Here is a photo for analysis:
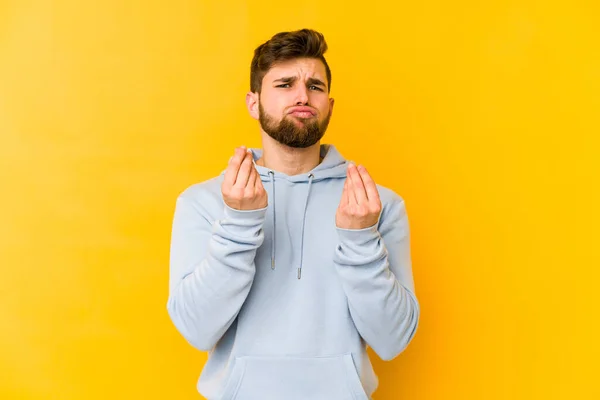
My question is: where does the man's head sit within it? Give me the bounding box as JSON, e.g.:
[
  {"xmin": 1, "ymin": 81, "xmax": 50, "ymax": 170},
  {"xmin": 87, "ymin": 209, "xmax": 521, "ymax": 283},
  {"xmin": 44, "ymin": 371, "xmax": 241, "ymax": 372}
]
[{"xmin": 246, "ymin": 29, "xmax": 334, "ymax": 149}]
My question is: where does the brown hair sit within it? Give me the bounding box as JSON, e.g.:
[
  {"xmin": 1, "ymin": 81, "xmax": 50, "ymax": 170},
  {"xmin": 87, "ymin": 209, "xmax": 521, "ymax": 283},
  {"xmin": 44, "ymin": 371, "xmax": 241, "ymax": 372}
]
[{"xmin": 250, "ymin": 29, "xmax": 332, "ymax": 94}]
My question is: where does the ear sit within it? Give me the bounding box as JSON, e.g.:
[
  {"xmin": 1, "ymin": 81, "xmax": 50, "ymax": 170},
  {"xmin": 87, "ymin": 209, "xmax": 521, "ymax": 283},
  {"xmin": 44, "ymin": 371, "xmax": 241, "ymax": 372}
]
[
  {"xmin": 328, "ymin": 97, "xmax": 335, "ymax": 117},
  {"xmin": 246, "ymin": 92, "xmax": 259, "ymax": 120}
]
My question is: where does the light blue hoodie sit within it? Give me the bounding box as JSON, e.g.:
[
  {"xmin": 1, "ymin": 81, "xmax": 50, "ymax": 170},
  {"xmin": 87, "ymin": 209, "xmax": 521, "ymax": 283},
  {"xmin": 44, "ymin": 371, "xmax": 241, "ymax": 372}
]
[{"xmin": 167, "ymin": 143, "xmax": 419, "ymax": 400}]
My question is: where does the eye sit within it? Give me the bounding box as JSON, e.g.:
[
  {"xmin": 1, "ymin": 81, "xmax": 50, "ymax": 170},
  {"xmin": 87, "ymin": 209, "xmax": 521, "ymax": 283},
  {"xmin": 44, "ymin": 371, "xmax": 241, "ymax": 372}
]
[
  {"xmin": 309, "ymin": 85, "xmax": 324, "ymax": 91},
  {"xmin": 276, "ymin": 83, "xmax": 291, "ymax": 88}
]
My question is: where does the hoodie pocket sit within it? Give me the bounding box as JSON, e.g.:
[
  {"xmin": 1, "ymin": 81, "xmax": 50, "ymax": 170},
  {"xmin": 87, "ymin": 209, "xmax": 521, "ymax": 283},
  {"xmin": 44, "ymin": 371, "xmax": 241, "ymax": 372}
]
[{"xmin": 219, "ymin": 353, "xmax": 369, "ymax": 400}]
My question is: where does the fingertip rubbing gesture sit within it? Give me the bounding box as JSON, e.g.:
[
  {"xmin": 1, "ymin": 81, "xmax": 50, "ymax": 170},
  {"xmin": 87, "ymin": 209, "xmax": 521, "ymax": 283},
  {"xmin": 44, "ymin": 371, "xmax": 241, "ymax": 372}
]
[
  {"xmin": 222, "ymin": 146, "xmax": 268, "ymax": 211},
  {"xmin": 336, "ymin": 162, "xmax": 382, "ymax": 230}
]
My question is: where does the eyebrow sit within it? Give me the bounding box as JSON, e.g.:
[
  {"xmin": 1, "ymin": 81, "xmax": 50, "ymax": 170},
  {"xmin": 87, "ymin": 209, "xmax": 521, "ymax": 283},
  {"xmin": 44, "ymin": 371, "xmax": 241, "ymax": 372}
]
[
  {"xmin": 273, "ymin": 76, "xmax": 327, "ymax": 88},
  {"xmin": 307, "ymin": 77, "xmax": 326, "ymax": 88}
]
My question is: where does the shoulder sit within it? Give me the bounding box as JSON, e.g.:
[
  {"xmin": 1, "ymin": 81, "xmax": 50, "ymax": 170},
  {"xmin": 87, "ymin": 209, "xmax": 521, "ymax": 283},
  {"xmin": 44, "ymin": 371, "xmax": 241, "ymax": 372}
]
[
  {"xmin": 174, "ymin": 174, "xmax": 226, "ymax": 216},
  {"xmin": 179, "ymin": 174, "xmax": 224, "ymax": 199},
  {"xmin": 376, "ymin": 183, "xmax": 406, "ymax": 209},
  {"xmin": 375, "ymin": 184, "xmax": 409, "ymax": 233}
]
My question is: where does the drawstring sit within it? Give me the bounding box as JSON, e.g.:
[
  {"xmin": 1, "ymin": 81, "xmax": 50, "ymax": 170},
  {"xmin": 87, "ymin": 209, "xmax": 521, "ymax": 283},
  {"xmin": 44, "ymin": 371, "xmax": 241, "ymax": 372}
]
[
  {"xmin": 269, "ymin": 170, "xmax": 275, "ymax": 270},
  {"xmin": 298, "ymin": 173, "xmax": 314, "ymax": 279},
  {"xmin": 267, "ymin": 171, "xmax": 314, "ymax": 280}
]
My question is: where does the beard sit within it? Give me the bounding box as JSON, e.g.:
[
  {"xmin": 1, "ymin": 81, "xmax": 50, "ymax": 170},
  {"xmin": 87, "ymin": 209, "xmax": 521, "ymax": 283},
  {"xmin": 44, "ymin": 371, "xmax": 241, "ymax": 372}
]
[{"xmin": 258, "ymin": 101, "xmax": 331, "ymax": 149}]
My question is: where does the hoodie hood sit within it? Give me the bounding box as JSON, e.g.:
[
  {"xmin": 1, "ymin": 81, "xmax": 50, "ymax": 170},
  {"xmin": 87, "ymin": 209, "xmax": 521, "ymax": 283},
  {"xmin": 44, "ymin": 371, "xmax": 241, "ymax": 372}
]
[{"xmin": 221, "ymin": 144, "xmax": 349, "ymax": 279}]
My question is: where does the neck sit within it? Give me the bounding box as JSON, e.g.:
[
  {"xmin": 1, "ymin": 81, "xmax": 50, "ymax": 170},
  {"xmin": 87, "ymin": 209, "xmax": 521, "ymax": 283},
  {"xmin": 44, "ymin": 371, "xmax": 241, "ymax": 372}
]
[{"xmin": 255, "ymin": 132, "xmax": 323, "ymax": 175}]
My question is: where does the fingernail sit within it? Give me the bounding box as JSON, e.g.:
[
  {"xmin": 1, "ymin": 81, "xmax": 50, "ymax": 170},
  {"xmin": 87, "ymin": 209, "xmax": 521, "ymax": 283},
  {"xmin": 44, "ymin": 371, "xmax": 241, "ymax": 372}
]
[{"xmin": 241, "ymin": 145, "xmax": 246, "ymax": 150}]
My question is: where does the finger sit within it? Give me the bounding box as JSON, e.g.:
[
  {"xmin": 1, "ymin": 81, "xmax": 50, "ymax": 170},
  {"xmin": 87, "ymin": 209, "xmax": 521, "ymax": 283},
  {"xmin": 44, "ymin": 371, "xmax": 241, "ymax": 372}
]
[
  {"xmin": 223, "ymin": 147, "xmax": 247, "ymax": 187},
  {"xmin": 346, "ymin": 167, "xmax": 361, "ymax": 205},
  {"xmin": 234, "ymin": 151, "xmax": 253, "ymax": 188},
  {"xmin": 348, "ymin": 163, "xmax": 367, "ymax": 205},
  {"xmin": 358, "ymin": 165, "xmax": 380, "ymax": 203},
  {"xmin": 252, "ymin": 164, "xmax": 262, "ymax": 190},
  {"xmin": 342, "ymin": 177, "xmax": 350, "ymax": 205},
  {"xmin": 346, "ymin": 166, "xmax": 357, "ymax": 205}
]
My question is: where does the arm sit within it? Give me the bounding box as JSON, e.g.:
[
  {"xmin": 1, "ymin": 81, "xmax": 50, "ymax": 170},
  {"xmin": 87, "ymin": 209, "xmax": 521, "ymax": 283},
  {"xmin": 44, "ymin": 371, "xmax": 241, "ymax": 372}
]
[
  {"xmin": 334, "ymin": 195, "xmax": 419, "ymax": 360},
  {"xmin": 166, "ymin": 192, "xmax": 267, "ymax": 351}
]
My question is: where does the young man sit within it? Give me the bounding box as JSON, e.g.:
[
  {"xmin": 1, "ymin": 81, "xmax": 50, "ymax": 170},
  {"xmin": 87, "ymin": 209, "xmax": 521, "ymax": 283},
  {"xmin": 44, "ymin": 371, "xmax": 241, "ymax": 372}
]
[{"xmin": 167, "ymin": 29, "xmax": 419, "ymax": 400}]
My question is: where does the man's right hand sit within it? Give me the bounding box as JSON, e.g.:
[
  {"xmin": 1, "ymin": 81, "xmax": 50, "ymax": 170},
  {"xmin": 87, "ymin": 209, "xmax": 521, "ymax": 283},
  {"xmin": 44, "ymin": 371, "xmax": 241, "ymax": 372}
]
[{"xmin": 222, "ymin": 146, "xmax": 268, "ymax": 211}]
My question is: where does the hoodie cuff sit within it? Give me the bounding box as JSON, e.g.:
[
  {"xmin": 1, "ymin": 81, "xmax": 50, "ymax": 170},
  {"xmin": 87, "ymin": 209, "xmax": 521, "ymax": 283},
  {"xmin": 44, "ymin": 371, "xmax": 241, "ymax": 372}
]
[
  {"xmin": 223, "ymin": 203, "xmax": 268, "ymax": 222},
  {"xmin": 335, "ymin": 223, "xmax": 380, "ymax": 246}
]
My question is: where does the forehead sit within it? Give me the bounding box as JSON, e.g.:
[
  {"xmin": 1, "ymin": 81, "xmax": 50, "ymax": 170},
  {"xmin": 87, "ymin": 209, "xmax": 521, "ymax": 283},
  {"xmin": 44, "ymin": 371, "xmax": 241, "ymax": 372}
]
[{"xmin": 264, "ymin": 58, "xmax": 327, "ymax": 81}]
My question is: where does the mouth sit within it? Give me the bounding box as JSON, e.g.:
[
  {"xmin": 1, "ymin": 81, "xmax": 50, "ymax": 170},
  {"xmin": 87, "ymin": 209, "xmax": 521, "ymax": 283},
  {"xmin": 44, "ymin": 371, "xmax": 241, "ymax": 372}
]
[{"xmin": 287, "ymin": 106, "xmax": 317, "ymax": 118}]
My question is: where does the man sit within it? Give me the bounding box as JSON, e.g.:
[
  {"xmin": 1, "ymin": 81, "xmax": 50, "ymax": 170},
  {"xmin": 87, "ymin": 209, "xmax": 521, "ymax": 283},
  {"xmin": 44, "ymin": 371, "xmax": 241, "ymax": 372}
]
[{"xmin": 167, "ymin": 28, "xmax": 419, "ymax": 399}]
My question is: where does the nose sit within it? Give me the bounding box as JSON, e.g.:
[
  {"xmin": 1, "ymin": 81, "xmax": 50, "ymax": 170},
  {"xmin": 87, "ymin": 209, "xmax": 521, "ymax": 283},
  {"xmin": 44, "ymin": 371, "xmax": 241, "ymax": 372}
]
[{"xmin": 294, "ymin": 85, "xmax": 309, "ymax": 105}]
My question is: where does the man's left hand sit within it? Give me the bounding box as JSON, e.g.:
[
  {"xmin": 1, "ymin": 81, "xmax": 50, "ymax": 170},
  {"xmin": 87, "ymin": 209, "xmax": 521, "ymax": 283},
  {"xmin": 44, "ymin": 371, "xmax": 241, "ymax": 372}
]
[{"xmin": 335, "ymin": 163, "xmax": 382, "ymax": 230}]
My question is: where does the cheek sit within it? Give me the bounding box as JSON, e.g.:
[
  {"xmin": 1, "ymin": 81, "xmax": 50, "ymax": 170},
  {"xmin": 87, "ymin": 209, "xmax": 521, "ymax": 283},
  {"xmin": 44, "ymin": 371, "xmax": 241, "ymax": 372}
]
[
  {"xmin": 262, "ymin": 94, "xmax": 290, "ymax": 115},
  {"xmin": 313, "ymin": 96, "xmax": 331, "ymax": 115}
]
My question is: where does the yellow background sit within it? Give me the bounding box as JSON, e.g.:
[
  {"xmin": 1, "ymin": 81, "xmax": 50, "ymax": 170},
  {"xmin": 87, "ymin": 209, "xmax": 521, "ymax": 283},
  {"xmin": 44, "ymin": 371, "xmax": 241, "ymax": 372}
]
[{"xmin": 1, "ymin": 1, "xmax": 598, "ymax": 399}]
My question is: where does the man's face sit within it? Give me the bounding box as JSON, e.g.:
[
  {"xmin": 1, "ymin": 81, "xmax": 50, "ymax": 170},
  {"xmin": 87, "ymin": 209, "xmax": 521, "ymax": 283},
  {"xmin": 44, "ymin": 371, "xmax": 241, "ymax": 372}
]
[{"xmin": 250, "ymin": 57, "xmax": 334, "ymax": 149}]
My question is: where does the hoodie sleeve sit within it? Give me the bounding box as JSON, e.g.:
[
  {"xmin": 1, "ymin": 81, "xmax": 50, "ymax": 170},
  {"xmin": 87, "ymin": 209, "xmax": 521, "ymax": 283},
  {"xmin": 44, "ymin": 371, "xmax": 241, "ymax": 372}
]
[
  {"xmin": 166, "ymin": 191, "xmax": 267, "ymax": 351},
  {"xmin": 333, "ymin": 191, "xmax": 420, "ymax": 361}
]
